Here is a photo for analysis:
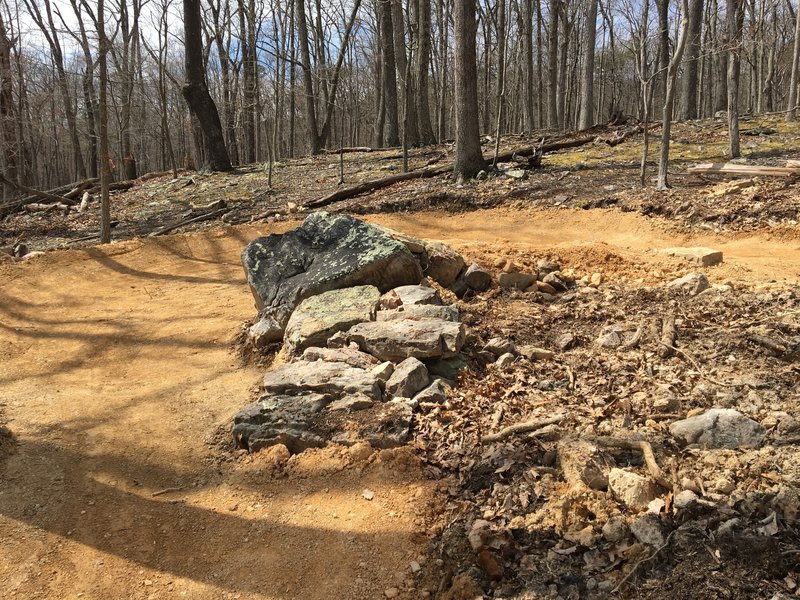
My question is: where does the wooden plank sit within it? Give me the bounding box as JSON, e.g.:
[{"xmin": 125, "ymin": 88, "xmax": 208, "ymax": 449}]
[{"xmin": 688, "ymin": 162, "xmax": 800, "ymax": 176}]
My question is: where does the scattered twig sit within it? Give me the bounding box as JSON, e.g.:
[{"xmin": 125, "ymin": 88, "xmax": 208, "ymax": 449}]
[
  {"xmin": 595, "ymin": 436, "xmax": 673, "ymax": 489},
  {"xmin": 152, "ymin": 486, "xmax": 184, "ymax": 497},
  {"xmin": 659, "ymin": 314, "xmax": 677, "ymax": 358},
  {"xmin": 148, "ymin": 207, "xmax": 229, "ymax": 237},
  {"xmin": 611, "ymin": 529, "xmax": 678, "ymax": 594},
  {"xmin": 481, "ymin": 414, "xmax": 566, "ymax": 444},
  {"xmin": 658, "ymin": 342, "xmax": 743, "ymax": 388}
]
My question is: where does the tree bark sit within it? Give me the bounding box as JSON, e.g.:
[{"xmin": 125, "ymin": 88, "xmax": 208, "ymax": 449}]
[
  {"xmin": 680, "ymin": 0, "xmax": 704, "ymax": 119},
  {"xmin": 787, "ymin": 0, "xmax": 800, "ymax": 121},
  {"xmin": 727, "ymin": 0, "xmax": 743, "ymax": 157},
  {"xmin": 379, "ymin": 0, "xmax": 401, "ymax": 146},
  {"xmin": 415, "ymin": 0, "xmax": 436, "ymax": 143},
  {"xmin": 657, "ymin": 0, "xmax": 690, "ymax": 189},
  {"xmin": 547, "ymin": 0, "xmax": 560, "ymax": 128},
  {"xmin": 453, "ymin": 0, "xmax": 486, "ymax": 179},
  {"xmin": 182, "ymin": 0, "xmax": 232, "ymax": 171},
  {"xmin": 578, "ymin": 0, "xmax": 598, "ymax": 130}
]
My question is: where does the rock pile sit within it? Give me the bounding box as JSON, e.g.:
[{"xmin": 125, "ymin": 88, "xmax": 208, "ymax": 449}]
[{"xmin": 234, "ymin": 213, "xmax": 475, "ymax": 454}]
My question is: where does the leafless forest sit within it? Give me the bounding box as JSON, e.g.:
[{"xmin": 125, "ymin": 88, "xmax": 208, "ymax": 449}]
[{"xmin": 1, "ymin": 0, "xmax": 800, "ymax": 194}]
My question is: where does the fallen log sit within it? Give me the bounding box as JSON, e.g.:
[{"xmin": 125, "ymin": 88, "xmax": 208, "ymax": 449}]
[
  {"xmin": 148, "ymin": 206, "xmax": 229, "ymax": 237},
  {"xmin": 688, "ymin": 162, "xmax": 800, "ymax": 177},
  {"xmin": 305, "ymin": 165, "xmax": 453, "ymax": 208},
  {"xmin": 0, "ymin": 172, "xmax": 74, "ymax": 207},
  {"xmin": 322, "ymin": 146, "xmax": 378, "ymax": 154}
]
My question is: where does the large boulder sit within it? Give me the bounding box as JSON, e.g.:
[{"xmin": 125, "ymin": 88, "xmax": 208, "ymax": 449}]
[
  {"xmin": 241, "ymin": 212, "xmax": 422, "ymax": 335},
  {"xmin": 347, "ymin": 319, "xmax": 466, "ymax": 362},
  {"xmin": 283, "ymin": 285, "xmax": 380, "ymax": 355},
  {"xmin": 262, "ymin": 360, "xmax": 383, "ymax": 400}
]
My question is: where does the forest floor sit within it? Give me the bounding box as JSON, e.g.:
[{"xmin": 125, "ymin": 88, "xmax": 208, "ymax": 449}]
[{"xmin": 1, "ymin": 114, "xmax": 799, "ymax": 599}]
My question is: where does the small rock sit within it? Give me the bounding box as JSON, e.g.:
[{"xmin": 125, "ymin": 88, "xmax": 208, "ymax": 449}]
[
  {"xmin": 485, "ymin": 337, "xmax": 516, "ymax": 357},
  {"xmin": 538, "ymin": 258, "xmax": 561, "ymax": 273},
  {"xmin": 410, "ymin": 561, "xmax": 422, "ymax": 574},
  {"xmin": 668, "ymin": 272, "xmax": 710, "ymax": 296},
  {"xmin": 247, "ymin": 310, "xmax": 291, "ymax": 348},
  {"xmin": 413, "ymin": 379, "xmax": 450, "ymax": 404},
  {"xmin": 669, "ymin": 408, "xmax": 766, "ymax": 448},
  {"xmin": 371, "ymin": 361, "xmax": 395, "ymax": 382},
  {"xmin": 517, "ymin": 345, "xmax": 554, "ymax": 360},
  {"xmin": 608, "ymin": 468, "xmax": 658, "ymax": 510},
  {"xmin": 556, "ymin": 333, "xmax": 576, "ymax": 351},
  {"xmin": 386, "ymin": 357, "xmax": 430, "ymax": 398},
  {"xmin": 495, "ymin": 352, "xmax": 515, "ymax": 368},
  {"xmin": 464, "ymin": 263, "xmax": 492, "ymax": 292},
  {"xmin": 362, "ymin": 489, "xmax": 375, "ymax": 501},
  {"xmin": 601, "ymin": 516, "xmax": 629, "ymax": 542},
  {"xmin": 595, "ymin": 330, "xmax": 622, "ymax": 349},
  {"xmin": 327, "ymin": 331, "xmax": 349, "ymax": 348},
  {"xmin": 564, "ymin": 525, "xmax": 598, "ymax": 548},
  {"xmin": 674, "ymin": 490, "xmax": 699, "ymax": 509},
  {"xmin": 392, "ymin": 284, "xmax": 441, "ymax": 306},
  {"xmin": 630, "ymin": 513, "xmax": 666, "ymax": 547},
  {"xmin": 380, "ymin": 290, "xmax": 403, "ymax": 310},
  {"xmin": 659, "ymin": 246, "xmax": 723, "ymax": 267},
  {"xmin": 713, "ymin": 477, "xmax": 736, "ymax": 494},
  {"xmin": 477, "ymin": 549, "xmax": 504, "ymax": 580},
  {"xmin": 537, "ymin": 281, "xmax": 558, "ymax": 295},
  {"xmin": 423, "ymin": 242, "xmax": 466, "ymax": 288},
  {"xmin": 384, "ymin": 587, "xmax": 399, "ymax": 598},
  {"xmin": 558, "ymin": 439, "xmax": 610, "ymax": 490},
  {"xmin": 498, "ymin": 272, "xmax": 535, "ymax": 290},
  {"xmin": 542, "ymin": 272, "xmax": 568, "ymax": 291}
]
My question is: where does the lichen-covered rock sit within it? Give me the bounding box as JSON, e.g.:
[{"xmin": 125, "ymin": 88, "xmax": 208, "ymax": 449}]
[
  {"xmin": 232, "ymin": 393, "xmax": 330, "ymax": 453},
  {"xmin": 347, "ymin": 319, "xmax": 466, "ymax": 362},
  {"xmin": 262, "ymin": 360, "xmax": 382, "ymax": 400},
  {"xmin": 283, "ymin": 285, "xmax": 380, "ymax": 355},
  {"xmin": 241, "ymin": 212, "xmax": 422, "ymax": 334}
]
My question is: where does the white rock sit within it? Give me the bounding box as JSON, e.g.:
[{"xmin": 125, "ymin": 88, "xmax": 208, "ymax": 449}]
[{"xmin": 608, "ymin": 468, "xmax": 658, "ymax": 510}]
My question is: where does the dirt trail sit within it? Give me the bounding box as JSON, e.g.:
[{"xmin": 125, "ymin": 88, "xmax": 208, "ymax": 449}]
[{"xmin": 0, "ymin": 207, "xmax": 797, "ymax": 599}]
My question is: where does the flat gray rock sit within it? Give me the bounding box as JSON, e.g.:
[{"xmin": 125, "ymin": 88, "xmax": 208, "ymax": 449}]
[
  {"xmin": 413, "ymin": 378, "xmax": 450, "ymax": 404},
  {"xmin": 284, "ymin": 285, "xmax": 380, "ymax": 355},
  {"xmin": 668, "ymin": 272, "xmax": 710, "ymax": 296},
  {"xmin": 301, "ymin": 345, "xmax": 380, "ymax": 370},
  {"xmin": 242, "ymin": 212, "xmax": 422, "ymax": 333},
  {"xmin": 347, "ymin": 319, "xmax": 465, "ymax": 362},
  {"xmin": 232, "ymin": 393, "xmax": 330, "ymax": 453},
  {"xmin": 262, "ymin": 360, "xmax": 382, "ymax": 400},
  {"xmin": 659, "ymin": 246, "xmax": 723, "ymax": 267},
  {"xmin": 377, "ymin": 304, "xmax": 459, "ymax": 322},
  {"xmin": 669, "ymin": 408, "xmax": 765, "ymax": 448},
  {"xmin": 392, "ymin": 285, "xmax": 442, "ymax": 306},
  {"xmin": 386, "ymin": 357, "xmax": 430, "ymax": 398}
]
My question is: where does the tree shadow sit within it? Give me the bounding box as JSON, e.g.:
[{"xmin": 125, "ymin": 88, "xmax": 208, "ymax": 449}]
[{"xmin": 0, "ymin": 438, "xmax": 420, "ymax": 598}]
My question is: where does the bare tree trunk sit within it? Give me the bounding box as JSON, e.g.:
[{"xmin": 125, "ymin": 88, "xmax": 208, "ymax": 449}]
[
  {"xmin": 578, "ymin": 0, "xmax": 598, "ymax": 130},
  {"xmin": 521, "ymin": 0, "xmax": 535, "ymax": 136},
  {"xmin": 681, "ymin": 0, "xmax": 704, "ymax": 119},
  {"xmin": 416, "ymin": 0, "xmax": 436, "ymax": 143},
  {"xmin": 787, "ymin": 0, "xmax": 800, "ymax": 121},
  {"xmin": 453, "ymin": 0, "xmax": 486, "ymax": 179},
  {"xmin": 727, "ymin": 0, "xmax": 744, "ymax": 157},
  {"xmin": 547, "ymin": 0, "xmax": 560, "ymax": 127},
  {"xmin": 0, "ymin": 13, "xmax": 17, "ymax": 198},
  {"xmin": 98, "ymin": 0, "xmax": 111, "ymax": 243},
  {"xmin": 182, "ymin": 0, "xmax": 233, "ymax": 171},
  {"xmin": 379, "ymin": 0, "xmax": 400, "ymax": 146},
  {"xmin": 657, "ymin": 0, "xmax": 690, "ymax": 189}
]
